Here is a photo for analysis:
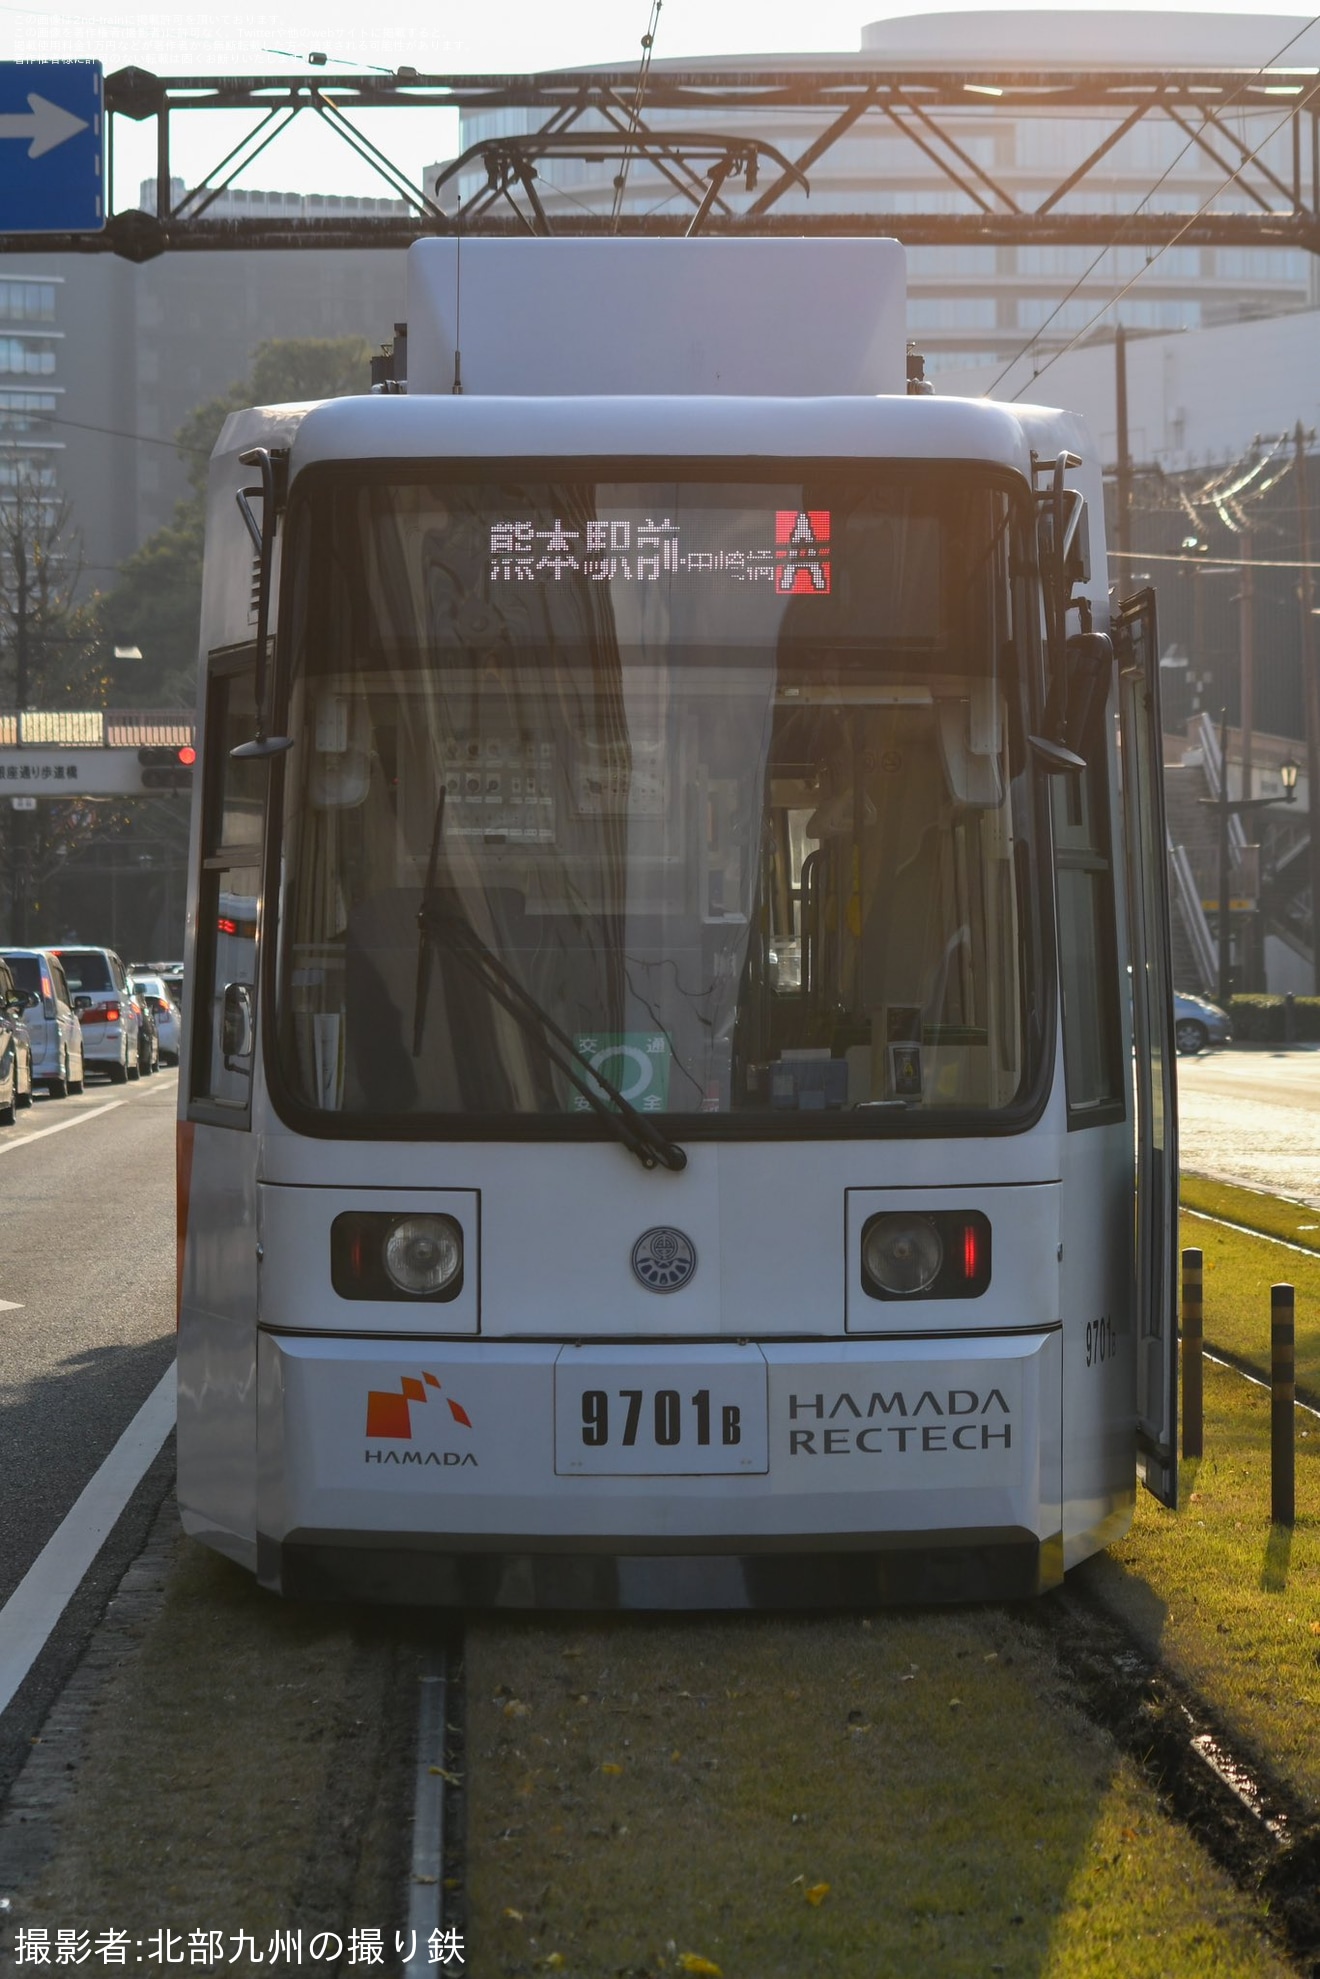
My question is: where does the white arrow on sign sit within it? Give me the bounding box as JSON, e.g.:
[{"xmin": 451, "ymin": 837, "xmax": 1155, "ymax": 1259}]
[{"xmin": 0, "ymin": 92, "xmax": 90, "ymax": 160}]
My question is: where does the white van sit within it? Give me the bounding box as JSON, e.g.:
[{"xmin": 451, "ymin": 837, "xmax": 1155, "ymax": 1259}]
[{"xmin": 0, "ymin": 948, "xmax": 86, "ymax": 1097}]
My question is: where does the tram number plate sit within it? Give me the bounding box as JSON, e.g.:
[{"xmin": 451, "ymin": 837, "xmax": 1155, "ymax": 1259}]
[{"xmin": 554, "ymin": 1353, "xmax": 769, "ymax": 1476}]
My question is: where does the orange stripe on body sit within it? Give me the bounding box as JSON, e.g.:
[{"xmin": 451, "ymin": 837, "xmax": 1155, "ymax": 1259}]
[{"xmin": 176, "ymin": 1119, "xmax": 196, "ymax": 1330}]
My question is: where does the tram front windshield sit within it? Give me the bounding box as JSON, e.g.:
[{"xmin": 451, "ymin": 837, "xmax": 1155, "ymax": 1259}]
[{"xmin": 275, "ymin": 469, "xmax": 1046, "ymax": 1133}]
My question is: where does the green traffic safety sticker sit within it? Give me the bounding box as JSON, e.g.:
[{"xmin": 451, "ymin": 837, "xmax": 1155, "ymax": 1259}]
[{"xmin": 572, "ymin": 1032, "xmax": 671, "ymax": 1112}]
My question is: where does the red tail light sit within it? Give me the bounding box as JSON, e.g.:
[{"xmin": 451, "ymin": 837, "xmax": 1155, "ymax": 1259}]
[
  {"xmin": 962, "ymin": 1222, "xmax": 979, "ymax": 1280},
  {"xmin": 80, "ymin": 1003, "xmax": 120, "ymax": 1024}
]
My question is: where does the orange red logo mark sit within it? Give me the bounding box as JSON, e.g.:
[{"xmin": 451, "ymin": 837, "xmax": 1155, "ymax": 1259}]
[
  {"xmin": 365, "ymin": 1370, "xmax": 473, "ymax": 1440},
  {"xmin": 774, "ymin": 509, "xmax": 831, "ymax": 595}
]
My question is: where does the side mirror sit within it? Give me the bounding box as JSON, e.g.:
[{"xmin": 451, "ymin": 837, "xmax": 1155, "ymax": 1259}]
[
  {"xmin": 20, "ymin": 988, "xmax": 39, "ymax": 1010},
  {"xmin": 222, "ymin": 981, "xmax": 255, "ymax": 1068},
  {"xmin": 1062, "ymin": 630, "xmax": 1114, "ymax": 757},
  {"xmin": 73, "ymin": 994, "xmax": 92, "ymax": 1012}
]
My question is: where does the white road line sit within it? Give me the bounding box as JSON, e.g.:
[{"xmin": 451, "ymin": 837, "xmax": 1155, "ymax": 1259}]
[
  {"xmin": 1202, "ymin": 1348, "xmax": 1320, "ymax": 1422},
  {"xmin": 0, "ymin": 1100, "xmax": 123, "ymax": 1154},
  {"xmin": 1183, "ymin": 1206, "xmax": 1320, "ymax": 1261},
  {"xmin": 0, "ymin": 1300, "xmax": 22, "ymax": 1312},
  {"xmin": 0, "ymin": 1361, "xmax": 176, "ymax": 1719}
]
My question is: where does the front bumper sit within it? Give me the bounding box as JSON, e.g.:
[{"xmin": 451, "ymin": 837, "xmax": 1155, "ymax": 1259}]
[{"xmin": 249, "ymin": 1329, "xmax": 1063, "ymax": 1609}]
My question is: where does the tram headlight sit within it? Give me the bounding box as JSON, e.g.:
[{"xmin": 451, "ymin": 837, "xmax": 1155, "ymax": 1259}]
[
  {"xmin": 331, "ymin": 1210, "xmax": 465, "ymax": 1302},
  {"xmin": 862, "ymin": 1214, "xmax": 943, "ymax": 1296},
  {"xmin": 859, "ymin": 1210, "xmax": 992, "ymax": 1302},
  {"xmin": 382, "ymin": 1215, "xmax": 464, "ymax": 1297}
]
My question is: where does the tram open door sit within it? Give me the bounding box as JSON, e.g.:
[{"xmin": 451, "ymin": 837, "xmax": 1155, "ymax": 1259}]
[{"xmin": 1116, "ymin": 587, "xmax": 1179, "ymax": 1509}]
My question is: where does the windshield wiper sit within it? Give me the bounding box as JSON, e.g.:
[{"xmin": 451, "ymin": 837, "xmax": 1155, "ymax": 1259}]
[
  {"xmin": 411, "ymin": 808, "xmax": 685, "ymax": 1174},
  {"xmin": 411, "ymin": 788, "xmax": 449, "ymax": 1063}
]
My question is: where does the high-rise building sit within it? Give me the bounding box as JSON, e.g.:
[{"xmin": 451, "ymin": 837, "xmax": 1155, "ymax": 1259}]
[
  {"xmin": 21, "ymin": 184, "xmax": 408, "ymax": 593},
  {"xmin": 437, "ymin": 9, "xmax": 1320, "ymax": 372},
  {"xmin": 0, "ymin": 272, "xmax": 65, "ymax": 511}
]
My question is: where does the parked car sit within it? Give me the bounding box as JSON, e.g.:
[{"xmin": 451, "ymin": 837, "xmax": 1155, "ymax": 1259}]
[
  {"xmin": 131, "ymin": 973, "xmax": 182, "ymax": 1065},
  {"xmin": 133, "ymin": 960, "xmax": 184, "ymax": 1015},
  {"xmin": 0, "ymin": 947, "xmax": 85, "ymax": 1097},
  {"xmin": 0, "ymin": 955, "xmax": 35, "ymax": 1114},
  {"xmin": 1174, "ymin": 990, "xmax": 1233, "ymax": 1055},
  {"xmin": 134, "ymin": 992, "xmax": 160, "ymax": 1075},
  {"xmin": 51, "ymin": 946, "xmax": 141, "ymax": 1084}
]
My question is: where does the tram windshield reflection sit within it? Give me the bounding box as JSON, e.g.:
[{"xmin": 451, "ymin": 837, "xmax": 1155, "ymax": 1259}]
[{"xmin": 274, "ymin": 469, "xmax": 1047, "ymax": 1132}]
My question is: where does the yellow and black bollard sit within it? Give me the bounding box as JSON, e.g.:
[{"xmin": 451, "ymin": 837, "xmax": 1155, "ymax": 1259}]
[
  {"xmin": 1182, "ymin": 1248, "xmax": 1203, "ymax": 1460},
  {"xmin": 1271, "ymin": 1283, "xmax": 1295, "ymax": 1528}
]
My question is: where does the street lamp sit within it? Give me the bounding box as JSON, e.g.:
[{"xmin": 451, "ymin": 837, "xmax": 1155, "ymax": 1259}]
[{"xmin": 1200, "ymin": 719, "xmax": 1299, "ymax": 1006}]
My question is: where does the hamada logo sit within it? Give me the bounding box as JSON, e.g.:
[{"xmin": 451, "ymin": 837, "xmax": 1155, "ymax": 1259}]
[
  {"xmin": 365, "ymin": 1370, "xmax": 472, "ymax": 1441},
  {"xmin": 775, "ymin": 510, "xmax": 831, "ymax": 595}
]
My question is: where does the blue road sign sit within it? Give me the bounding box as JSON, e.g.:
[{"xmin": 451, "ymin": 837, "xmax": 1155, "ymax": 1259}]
[{"xmin": 0, "ymin": 62, "xmax": 103, "ymax": 234}]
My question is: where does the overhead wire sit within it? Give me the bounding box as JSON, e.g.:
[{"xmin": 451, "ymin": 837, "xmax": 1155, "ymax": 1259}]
[
  {"xmin": 1005, "ymin": 83, "xmax": 1319, "ymax": 403},
  {"xmin": 1109, "ymin": 547, "xmax": 1320, "ymax": 569},
  {"xmin": 609, "ymin": 0, "xmax": 662, "ymax": 233},
  {"xmin": 3, "ymin": 410, "xmax": 208, "ymax": 456},
  {"xmin": 984, "ymin": 11, "xmax": 1320, "ymax": 401}
]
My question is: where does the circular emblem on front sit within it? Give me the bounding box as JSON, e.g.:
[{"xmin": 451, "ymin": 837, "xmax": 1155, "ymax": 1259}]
[{"xmin": 631, "ymin": 1227, "xmax": 697, "ymax": 1293}]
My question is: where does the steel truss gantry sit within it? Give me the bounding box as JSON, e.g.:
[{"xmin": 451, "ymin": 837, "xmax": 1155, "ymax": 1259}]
[{"xmin": 4, "ymin": 62, "xmax": 1319, "ymax": 260}]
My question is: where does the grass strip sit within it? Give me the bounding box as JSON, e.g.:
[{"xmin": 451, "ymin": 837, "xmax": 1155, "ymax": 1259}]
[
  {"xmin": 1078, "ymin": 1356, "xmax": 1320, "ymax": 1810},
  {"xmin": 1181, "ymin": 1174, "xmax": 1320, "ymax": 1254},
  {"xmin": 1179, "ymin": 1207, "xmax": 1320, "ymax": 1397},
  {"xmin": 465, "ymin": 1606, "xmax": 1292, "ymax": 1978}
]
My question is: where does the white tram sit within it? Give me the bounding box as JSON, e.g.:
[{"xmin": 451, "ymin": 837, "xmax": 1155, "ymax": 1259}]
[{"xmin": 176, "ymin": 239, "xmax": 1178, "ymax": 1608}]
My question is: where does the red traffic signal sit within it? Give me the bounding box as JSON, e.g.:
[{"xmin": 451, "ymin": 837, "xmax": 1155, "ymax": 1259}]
[{"xmin": 138, "ymin": 745, "xmax": 196, "ymax": 791}]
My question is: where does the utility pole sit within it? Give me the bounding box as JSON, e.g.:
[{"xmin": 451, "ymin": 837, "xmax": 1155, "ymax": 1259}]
[
  {"xmin": 1217, "ymin": 707, "xmax": 1233, "ymax": 1009},
  {"xmin": 1239, "ymin": 530, "xmax": 1256, "ymax": 987},
  {"xmin": 1115, "ymin": 322, "xmax": 1132, "ymax": 564},
  {"xmin": 1298, "ymin": 423, "xmax": 1320, "ymax": 995}
]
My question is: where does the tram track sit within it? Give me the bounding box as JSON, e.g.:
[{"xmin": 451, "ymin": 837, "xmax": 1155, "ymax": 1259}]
[
  {"xmin": 404, "ymin": 1636, "xmax": 467, "ymax": 1976},
  {"xmin": 448, "ymin": 1578, "xmax": 1320, "ymax": 1977},
  {"xmin": 2, "ymin": 1500, "xmax": 1317, "ymax": 1975},
  {"xmin": 365, "ymin": 1193, "xmax": 1320, "ymax": 1974},
  {"xmin": 1036, "ymin": 1582, "xmax": 1320, "ymax": 1977},
  {"xmin": 1182, "ymin": 1206, "xmax": 1320, "ymax": 1267}
]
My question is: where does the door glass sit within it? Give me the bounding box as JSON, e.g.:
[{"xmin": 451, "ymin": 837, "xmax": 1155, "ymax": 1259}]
[
  {"xmin": 191, "ymin": 662, "xmax": 265, "ymax": 1118},
  {"xmin": 1051, "ymin": 760, "xmax": 1123, "ymax": 1114},
  {"xmin": 1118, "ymin": 588, "xmax": 1178, "ymax": 1508}
]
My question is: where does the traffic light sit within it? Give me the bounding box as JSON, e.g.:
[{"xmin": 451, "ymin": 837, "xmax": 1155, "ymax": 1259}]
[{"xmin": 139, "ymin": 745, "xmax": 196, "ymax": 792}]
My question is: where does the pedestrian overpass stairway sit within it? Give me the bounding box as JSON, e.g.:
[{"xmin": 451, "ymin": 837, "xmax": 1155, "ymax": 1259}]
[{"xmin": 1162, "ymin": 762, "xmax": 1220, "ymax": 994}]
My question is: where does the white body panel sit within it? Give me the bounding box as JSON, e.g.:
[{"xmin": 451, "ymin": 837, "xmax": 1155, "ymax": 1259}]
[
  {"xmin": 405, "ymin": 238, "xmax": 907, "ymax": 398},
  {"xmin": 179, "ymin": 241, "xmax": 1146, "ymax": 1606},
  {"xmin": 261, "ymin": 1333, "xmax": 1060, "ymax": 1537}
]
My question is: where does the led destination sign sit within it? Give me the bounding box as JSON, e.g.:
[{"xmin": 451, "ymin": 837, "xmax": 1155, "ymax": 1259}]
[{"xmin": 489, "ymin": 508, "xmax": 832, "ymax": 594}]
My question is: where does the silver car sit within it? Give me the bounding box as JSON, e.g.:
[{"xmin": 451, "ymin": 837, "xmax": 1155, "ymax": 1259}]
[
  {"xmin": 51, "ymin": 946, "xmax": 141, "ymax": 1084},
  {"xmin": 132, "ymin": 974, "xmax": 182, "ymax": 1066},
  {"xmin": 1173, "ymin": 990, "xmax": 1233, "ymax": 1055},
  {"xmin": 0, "ymin": 948, "xmax": 86, "ymax": 1097}
]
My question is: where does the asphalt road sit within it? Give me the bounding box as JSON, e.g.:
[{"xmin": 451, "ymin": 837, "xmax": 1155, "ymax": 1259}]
[
  {"xmin": 1176, "ymin": 1044, "xmax": 1320, "ymax": 1207},
  {"xmin": 0, "ymin": 1068, "xmax": 177, "ymax": 1798}
]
